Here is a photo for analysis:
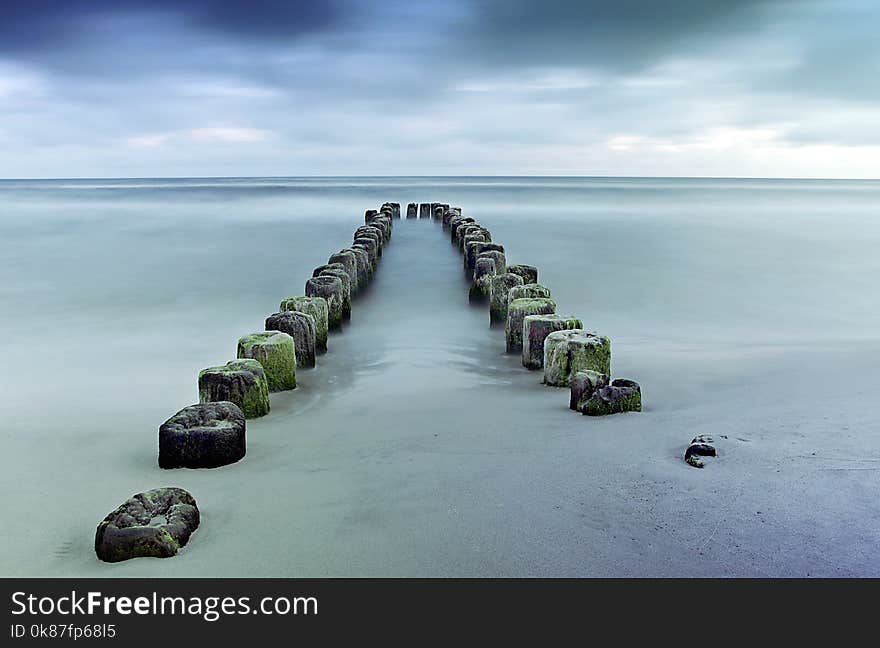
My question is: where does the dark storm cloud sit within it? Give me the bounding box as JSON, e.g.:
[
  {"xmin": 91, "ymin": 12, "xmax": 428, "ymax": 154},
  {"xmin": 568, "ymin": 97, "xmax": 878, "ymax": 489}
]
[
  {"xmin": 461, "ymin": 0, "xmax": 780, "ymax": 71},
  {"xmin": 0, "ymin": 0, "xmax": 346, "ymax": 53}
]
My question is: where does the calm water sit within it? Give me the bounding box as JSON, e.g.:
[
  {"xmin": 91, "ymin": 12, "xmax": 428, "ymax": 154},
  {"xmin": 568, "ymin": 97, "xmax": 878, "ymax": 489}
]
[{"xmin": 1, "ymin": 177, "xmax": 879, "ymax": 576}]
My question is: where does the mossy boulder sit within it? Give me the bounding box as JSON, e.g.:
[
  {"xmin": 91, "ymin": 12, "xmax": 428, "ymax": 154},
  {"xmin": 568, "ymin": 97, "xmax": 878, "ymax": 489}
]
[
  {"xmin": 469, "ymin": 257, "xmax": 497, "ymax": 303},
  {"xmin": 506, "ymin": 297, "xmax": 556, "ymax": 352},
  {"xmin": 159, "ymin": 402, "xmax": 246, "ymax": 469},
  {"xmin": 569, "ymin": 370, "xmax": 610, "ymax": 410},
  {"xmin": 265, "ymin": 311, "xmax": 316, "ymax": 369},
  {"xmin": 328, "ymin": 250, "xmax": 360, "ymax": 294},
  {"xmin": 315, "ymin": 266, "xmax": 352, "ymax": 321},
  {"xmin": 522, "ymin": 314, "xmax": 583, "ymax": 370},
  {"xmin": 508, "ymin": 282, "xmax": 551, "ymax": 305},
  {"xmin": 406, "ymin": 202, "xmax": 417, "ymax": 219},
  {"xmin": 581, "ymin": 379, "xmax": 641, "ymax": 416},
  {"xmin": 543, "ymin": 330, "xmax": 611, "ymax": 387},
  {"xmin": 199, "ymin": 358, "xmax": 271, "ymax": 418},
  {"xmin": 279, "ymin": 296, "xmax": 328, "ymax": 353},
  {"xmin": 489, "ymin": 273, "xmax": 525, "ymax": 325},
  {"xmin": 477, "ymin": 249, "xmax": 506, "ymax": 274},
  {"xmin": 236, "ymin": 331, "xmax": 297, "ymax": 391},
  {"xmin": 507, "ymin": 264, "xmax": 538, "ymax": 285},
  {"xmin": 306, "ymin": 275, "xmax": 344, "ymax": 331},
  {"xmin": 95, "ymin": 487, "xmax": 199, "ymax": 563}
]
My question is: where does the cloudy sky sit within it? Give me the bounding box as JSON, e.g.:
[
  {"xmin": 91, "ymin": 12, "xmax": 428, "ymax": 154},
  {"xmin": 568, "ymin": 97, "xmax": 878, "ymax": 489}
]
[{"xmin": 1, "ymin": 0, "xmax": 878, "ymax": 178}]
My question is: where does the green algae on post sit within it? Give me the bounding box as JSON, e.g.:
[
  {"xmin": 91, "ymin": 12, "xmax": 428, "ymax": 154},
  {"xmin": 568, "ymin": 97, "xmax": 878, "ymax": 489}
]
[
  {"xmin": 469, "ymin": 257, "xmax": 497, "ymax": 303},
  {"xmin": 543, "ymin": 330, "xmax": 611, "ymax": 387},
  {"xmin": 506, "ymin": 297, "xmax": 556, "ymax": 352},
  {"xmin": 489, "ymin": 273, "xmax": 525, "ymax": 326},
  {"xmin": 522, "ymin": 314, "xmax": 583, "ymax": 370},
  {"xmin": 199, "ymin": 358, "xmax": 271, "ymax": 418},
  {"xmin": 507, "ymin": 282, "xmax": 551, "ymax": 305},
  {"xmin": 507, "ymin": 264, "xmax": 538, "ymax": 285},
  {"xmin": 279, "ymin": 296, "xmax": 329, "ymax": 353},
  {"xmin": 236, "ymin": 332, "xmax": 297, "ymax": 392}
]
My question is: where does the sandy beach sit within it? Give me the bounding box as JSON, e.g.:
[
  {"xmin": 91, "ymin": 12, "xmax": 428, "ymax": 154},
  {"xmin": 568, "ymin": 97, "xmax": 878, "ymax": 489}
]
[{"xmin": 1, "ymin": 177, "xmax": 878, "ymax": 577}]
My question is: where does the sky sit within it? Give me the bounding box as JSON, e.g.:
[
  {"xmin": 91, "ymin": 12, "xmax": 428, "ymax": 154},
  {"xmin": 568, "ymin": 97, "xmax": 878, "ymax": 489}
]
[{"xmin": 0, "ymin": 0, "xmax": 878, "ymax": 178}]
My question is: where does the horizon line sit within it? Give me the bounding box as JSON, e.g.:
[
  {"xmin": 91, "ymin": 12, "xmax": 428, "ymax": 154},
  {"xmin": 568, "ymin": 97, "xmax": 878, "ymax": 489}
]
[{"xmin": 0, "ymin": 174, "xmax": 878, "ymax": 182}]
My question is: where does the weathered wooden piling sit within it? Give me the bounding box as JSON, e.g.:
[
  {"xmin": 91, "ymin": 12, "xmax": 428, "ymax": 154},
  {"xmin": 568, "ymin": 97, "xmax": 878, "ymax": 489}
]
[
  {"xmin": 469, "ymin": 257, "xmax": 497, "ymax": 303},
  {"xmin": 317, "ymin": 267, "xmax": 351, "ymax": 320},
  {"xmin": 199, "ymin": 358, "xmax": 271, "ymax": 418},
  {"xmin": 159, "ymin": 402, "xmax": 246, "ymax": 469},
  {"xmin": 508, "ymin": 283, "xmax": 551, "ymax": 305},
  {"xmin": 477, "ymin": 249, "xmax": 506, "ymax": 274},
  {"xmin": 506, "ymin": 298, "xmax": 556, "ymax": 353},
  {"xmin": 236, "ymin": 331, "xmax": 298, "ymax": 391},
  {"xmin": 419, "ymin": 203, "xmax": 431, "ymax": 218},
  {"xmin": 382, "ymin": 202, "xmax": 400, "ymax": 218},
  {"xmin": 265, "ymin": 311, "xmax": 317, "ymax": 369},
  {"xmin": 450, "ymin": 216, "xmax": 475, "ymax": 243},
  {"xmin": 328, "ymin": 250, "xmax": 360, "ymax": 294},
  {"xmin": 406, "ymin": 203, "xmax": 417, "ymax": 219},
  {"xmin": 354, "ymin": 226, "xmax": 383, "ymax": 256},
  {"xmin": 507, "ymin": 264, "xmax": 538, "ymax": 285},
  {"xmin": 489, "ymin": 273, "xmax": 525, "ymax": 325},
  {"xmin": 306, "ymin": 275, "xmax": 344, "ymax": 331},
  {"xmin": 347, "ymin": 245, "xmax": 372, "ymax": 288},
  {"xmin": 543, "ymin": 330, "xmax": 611, "ymax": 387},
  {"xmin": 466, "ymin": 242, "xmax": 505, "ymax": 272},
  {"xmin": 353, "ymin": 236, "xmax": 380, "ymax": 266},
  {"xmin": 522, "ymin": 314, "xmax": 583, "ymax": 370},
  {"xmin": 280, "ymin": 296, "xmax": 329, "ymax": 353}
]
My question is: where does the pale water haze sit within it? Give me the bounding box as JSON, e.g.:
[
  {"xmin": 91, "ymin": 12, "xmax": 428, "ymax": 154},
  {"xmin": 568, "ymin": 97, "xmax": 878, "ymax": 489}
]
[{"xmin": 1, "ymin": 177, "xmax": 878, "ymax": 576}]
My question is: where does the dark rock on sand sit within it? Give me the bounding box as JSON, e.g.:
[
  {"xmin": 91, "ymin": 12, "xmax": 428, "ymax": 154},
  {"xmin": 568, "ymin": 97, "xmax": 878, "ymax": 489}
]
[
  {"xmin": 569, "ymin": 370, "xmax": 611, "ymax": 410},
  {"xmin": 95, "ymin": 487, "xmax": 200, "ymax": 562},
  {"xmin": 685, "ymin": 435, "xmax": 716, "ymax": 468},
  {"xmin": 581, "ymin": 379, "xmax": 642, "ymax": 416}
]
